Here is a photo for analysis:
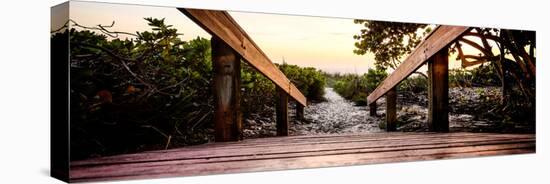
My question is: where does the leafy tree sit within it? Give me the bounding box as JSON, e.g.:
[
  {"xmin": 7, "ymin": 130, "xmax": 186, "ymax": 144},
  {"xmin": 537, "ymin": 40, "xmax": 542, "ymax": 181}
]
[
  {"xmin": 452, "ymin": 28, "xmax": 535, "ymax": 109},
  {"xmin": 352, "ymin": 20, "xmax": 431, "ymax": 70},
  {"xmin": 353, "ymin": 20, "xmax": 535, "ymax": 118}
]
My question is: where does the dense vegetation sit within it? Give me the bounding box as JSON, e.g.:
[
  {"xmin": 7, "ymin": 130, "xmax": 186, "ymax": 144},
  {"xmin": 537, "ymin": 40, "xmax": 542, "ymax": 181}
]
[
  {"xmin": 55, "ymin": 18, "xmax": 326, "ymax": 160},
  {"xmin": 329, "ymin": 63, "xmax": 533, "ymax": 131},
  {"xmin": 330, "ymin": 64, "xmax": 502, "ymax": 106},
  {"xmin": 449, "ymin": 64, "xmax": 500, "ymax": 88},
  {"xmin": 278, "ymin": 63, "xmax": 326, "ymax": 102},
  {"xmin": 352, "ymin": 20, "xmax": 535, "ymax": 121},
  {"xmin": 331, "ymin": 69, "xmax": 387, "ymax": 106},
  {"xmin": 241, "ymin": 63, "xmax": 327, "ymax": 116}
]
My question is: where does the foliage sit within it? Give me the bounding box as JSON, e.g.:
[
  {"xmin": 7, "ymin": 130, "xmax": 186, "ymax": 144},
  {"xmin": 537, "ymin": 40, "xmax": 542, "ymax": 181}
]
[
  {"xmin": 353, "ymin": 21, "xmax": 535, "ymax": 118},
  {"xmin": 450, "ymin": 28, "xmax": 535, "ymax": 111},
  {"xmin": 240, "ymin": 64, "xmax": 276, "ymax": 116},
  {"xmin": 399, "ymin": 64, "xmax": 501, "ymax": 93},
  {"xmin": 277, "ymin": 63, "xmax": 327, "ymax": 102},
  {"xmin": 323, "ymin": 71, "xmax": 339, "ymax": 87},
  {"xmin": 66, "ymin": 18, "xmax": 217, "ymax": 160},
  {"xmin": 398, "ymin": 75, "xmax": 427, "ymax": 93},
  {"xmin": 363, "ymin": 68, "xmax": 388, "ymax": 92},
  {"xmin": 449, "ymin": 64, "xmax": 500, "ymax": 88},
  {"xmin": 353, "ymin": 20, "xmax": 431, "ymax": 70},
  {"xmin": 331, "ymin": 65, "xmax": 501, "ymax": 106},
  {"xmin": 241, "ymin": 62, "xmax": 326, "ymax": 115},
  {"xmin": 331, "ymin": 69, "xmax": 387, "ymax": 106},
  {"xmin": 331, "ymin": 75, "xmax": 352, "ymax": 98},
  {"xmin": 55, "ymin": 18, "xmax": 329, "ymax": 160}
]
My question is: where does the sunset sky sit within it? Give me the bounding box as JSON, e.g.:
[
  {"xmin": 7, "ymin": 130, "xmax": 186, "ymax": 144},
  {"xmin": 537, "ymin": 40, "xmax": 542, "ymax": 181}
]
[{"xmin": 54, "ymin": 1, "xmax": 472, "ymax": 74}]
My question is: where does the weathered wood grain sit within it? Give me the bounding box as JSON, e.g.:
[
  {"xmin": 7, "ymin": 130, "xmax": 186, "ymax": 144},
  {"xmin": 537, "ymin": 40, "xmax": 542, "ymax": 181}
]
[
  {"xmin": 428, "ymin": 47, "xmax": 449, "ymax": 132},
  {"xmin": 72, "ymin": 145, "xmax": 531, "ymax": 182},
  {"xmin": 179, "ymin": 8, "xmax": 307, "ymax": 106},
  {"xmin": 211, "ymin": 36, "xmax": 242, "ymax": 141},
  {"xmin": 386, "ymin": 87, "xmax": 397, "ymax": 131},
  {"xmin": 72, "ymin": 135, "xmax": 533, "ymax": 167},
  {"xmin": 73, "ymin": 133, "xmax": 534, "ymax": 164},
  {"xmin": 70, "ymin": 132, "xmax": 535, "ymax": 182},
  {"xmin": 276, "ymin": 87, "xmax": 289, "ymax": 136},
  {"xmin": 367, "ymin": 26, "xmax": 470, "ymax": 104}
]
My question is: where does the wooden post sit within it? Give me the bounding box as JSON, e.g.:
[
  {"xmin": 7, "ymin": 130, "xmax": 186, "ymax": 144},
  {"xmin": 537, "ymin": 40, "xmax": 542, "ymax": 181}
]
[
  {"xmin": 211, "ymin": 36, "xmax": 242, "ymax": 142},
  {"xmin": 428, "ymin": 47, "xmax": 449, "ymax": 132},
  {"xmin": 276, "ymin": 87, "xmax": 289, "ymax": 136},
  {"xmin": 369, "ymin": 101, "xmax": 377, "ymax": 117},
  {"xmin": 296, "ymin": 103, "xmax": 304, "ymax": 121},
  {"xmin": 386, "ymin": 87, "xmax": 397, "ymax": 131}
]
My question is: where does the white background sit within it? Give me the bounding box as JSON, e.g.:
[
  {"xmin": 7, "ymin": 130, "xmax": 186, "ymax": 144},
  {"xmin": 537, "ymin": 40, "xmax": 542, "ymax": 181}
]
[{"xmin": 0, "ymin": 0, "xmax": 547, "ymax": 183}]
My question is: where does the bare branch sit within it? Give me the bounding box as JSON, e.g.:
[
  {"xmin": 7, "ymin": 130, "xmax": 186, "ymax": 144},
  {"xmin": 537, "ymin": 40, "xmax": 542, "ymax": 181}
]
[
  {"xmin": 51, "ymin": 19, "xmax": 139, "ymax": 38},
  {"xmin": 457, "ymin": 38, "xmax": 493, "ymax": 56}
]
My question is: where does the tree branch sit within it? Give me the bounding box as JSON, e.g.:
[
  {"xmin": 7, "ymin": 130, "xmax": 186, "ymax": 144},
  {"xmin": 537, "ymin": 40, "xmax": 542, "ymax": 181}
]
[
  {"xmin": 457, "ymin": 38, "xmax": 493, "ymax": 56},
  {"xmin": 75, "ymin": 42, "xmax": 152, "ymax": 88},
  {"xmin": 70, "ymin": 19, "xmax": 138, "ymax": 38}
]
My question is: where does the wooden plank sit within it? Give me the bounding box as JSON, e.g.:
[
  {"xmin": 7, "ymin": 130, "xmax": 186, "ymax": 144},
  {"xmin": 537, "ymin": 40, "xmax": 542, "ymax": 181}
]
[
  {"xmin": 72, "ymin": 146, "xmax": 532, "ymax": 182},
  {"xmin": 71, "ymin": 140, "xmax": 533, "ymax": 177},
  {"xmin": 72, "ymin": 145, "xmax": 532, "ymax": 182},
  {"xmin": 141, "ymin": 132, "xmax": 533, "ymax": 155},
  {"xmin": 428, "ymin": 47, "xmax": 449, "ymax": 132},
  {"xmin": 70, "ymin": 133, "xmax": 534, "ymax": 182},
  {"xmin": 70, "ymin": 133, "xmax": 486, "ymax": 165},
  {"xmin": 367, "ymin": 26, "xmax": 470, "ymax": 104},
  {"xmin": 73, "ymin": 139, "xmax": 533, "ymax": 170},
  {"xmin": 211, "ymin": 36, "xmax": 242, "ymax": 141},
  {"xmin": 72, "ymin": 133, "xmax": 535, "ymax": 165},
  {"xmin": 276, "ymin": 87, "xmax": 289, "ymax": 136},
  {"xmin": 386, "ymin": 87, "xmax": 397, "ymax": 131},
  {"xmin": 72, "ymin": 135, "xmax": 533, "ymax": 167},
  {"xmin": 73, "ymin": 133, "xmax": 535, "ymax": 165},
  {"xmin": 238, "ymin": 131, "xmax": 520, "ymax": 142},
  {"xmin": 179, "ymin": 8, "xmax": 307, "ymax": 106}
]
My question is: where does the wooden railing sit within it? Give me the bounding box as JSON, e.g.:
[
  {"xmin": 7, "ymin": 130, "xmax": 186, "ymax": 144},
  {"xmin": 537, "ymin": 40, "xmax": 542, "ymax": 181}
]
[
  {"xmin": 178, "ymin": 7, "xmax": 473, "ymax": 140},
  {"xmin": 367, "ymin": 25, "xmax": 471, "ymax": 132},
  {"xmin": 179, "ymin": 9, "xmax": 307, "ymax": 105},
  {"xmin": 178, "ymin": 8, "xmax": 307, "ymax": 141}
]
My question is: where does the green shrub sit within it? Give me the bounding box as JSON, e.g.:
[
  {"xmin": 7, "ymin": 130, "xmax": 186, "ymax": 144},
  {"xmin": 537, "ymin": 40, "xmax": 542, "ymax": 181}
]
[
  {"xmin": 241, "ymin": 64, "xmax": 275, "ymax": 116},
  {"xmin": 331, "ymin": 69, "xmax": 387, "ymax": 105},
  {"xmin": 449, "ymin": 64, "xmax": 500, "ymax": 87},
  {"xmin": 278, "ymin": 63, "xmax": 327, "ymax": 102},
  {"xmin": 399, "ymin": 75, "xmax": 428, "ymax": 93},
  {"xmin": 363, "ymin": 68, "xmax": 388, "ymax": 92},
  {"xmin": 333, "ymin": 76, "xmax": 357, "ymax": 99},
  {"xmin": 61, "ymin": 18, "xmax": 320, "ymax": 160},
  {"xmin": 66, "ymin": 18, "xmax": 217, "ymax": 160}
]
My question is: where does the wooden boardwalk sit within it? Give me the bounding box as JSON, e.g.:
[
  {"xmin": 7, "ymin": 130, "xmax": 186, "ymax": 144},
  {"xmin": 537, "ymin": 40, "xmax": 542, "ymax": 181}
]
[{"xmin": 70, "ymin": 132, "xmax": 535, "ymax": 182}]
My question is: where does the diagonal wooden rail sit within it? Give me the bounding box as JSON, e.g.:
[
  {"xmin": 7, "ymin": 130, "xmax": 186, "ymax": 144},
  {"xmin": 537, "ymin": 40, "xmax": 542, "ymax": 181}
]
[
  {"xmin": 367, "ymin": 25, "xmax": 470, "ymax": 104},
  {"xmin": 179, "ymin": 8, "xmax": 307, "ymax": 106}
]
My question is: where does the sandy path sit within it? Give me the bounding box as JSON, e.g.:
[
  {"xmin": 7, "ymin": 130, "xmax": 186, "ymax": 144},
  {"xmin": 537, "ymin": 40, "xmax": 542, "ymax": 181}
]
[{"xmin": 293, "ymin": 88, "xmax": 382, "ymax": 135}]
